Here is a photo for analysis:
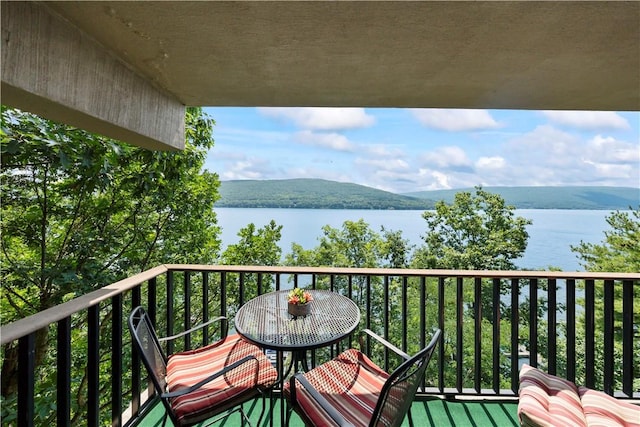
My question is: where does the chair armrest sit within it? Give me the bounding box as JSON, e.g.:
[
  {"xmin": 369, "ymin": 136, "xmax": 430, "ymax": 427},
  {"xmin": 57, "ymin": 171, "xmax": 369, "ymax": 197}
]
[
  {"xmin": 158, "ymin": 316, "xmax": 228, "ymax": 343},
  {"xmin": 359, "ymin": 329, "xmax": 410, "ymax": 361},
  {"xmin": 162, "ymin": 354, "xmax": 258, "ymax": 399},
  {"xmin": 289, "ymin": 374, "xmax": 356, "ymax": 427}
]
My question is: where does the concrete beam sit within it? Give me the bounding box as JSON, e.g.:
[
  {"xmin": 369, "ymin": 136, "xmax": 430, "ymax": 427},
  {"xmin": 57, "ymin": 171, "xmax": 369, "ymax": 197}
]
[{"xmin": 1, "ymin": 1, "xmax": 184, "ymax": 151}]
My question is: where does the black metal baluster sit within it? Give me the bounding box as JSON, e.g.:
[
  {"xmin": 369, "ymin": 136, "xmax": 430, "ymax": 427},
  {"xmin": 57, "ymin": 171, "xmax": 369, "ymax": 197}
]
[
  {"xmin": 57, "ymin": 317, "xmax": 71, "ymax": 427},
  {"xmin": 548, "ymin": 278, "xmax": 557, "ymax": 375},
  {"xmin": 529, "ymin": 278, "xmax": 538, "ymax": 367},
  {"xmin": 566, "ymin": 279, "xmax": 576, "ymax": 383},
  {"xmin": 220, "ymin": 272, "xmax": 227, "ymax": 317},
  {"xmin": 131, "ymin": 286, "xmax": 141, "ymax": 418},
  {"xmin": 585, "ymin": 279, "xmax": 595, "ymax": 388},
  {"xmin": 603, "ymin": 279, "xmax": 614, "ymax": 394},
  {"xmin": 18, "ymin": 334, "xmax": 35, "ymax": 427},
  {"xmin": 622, "ymin": 279, "xmax": 634, "ymax": 397},
  {"xmin": 402, "ymin": 276, "xmax": 408, "ymax": 353},
  {"xmin": 112, "ymin": 294, "xmax": 123, "ymax": 427},
  {"xmin": 166, "ymin": 270, "xmax": 174, "ymax": 354},
  {"xmin": 510, "ymin": 278, "xmax": 519, "ymax": 393},
  {"xmin": 456, "ymin": 277, "xmax": 463, "ymax": 393},
  {"xmin": 438, "ymin": 277, "xmax": 445, "ymax": 393},
  {"xmin": 184, "ymin": 271, "xmax": 191, "ymax": 350},
  {"xmin": 474, "ymin": 277, "xmax": 482, "ymax": 394},
  {"xmin": 492, "ymin": 278, "xmax": 500, "ymax": 393},
  {"xmin": 87, "ymin": 305, "xmax": 100, "ymax": 427},
  {"xmin": 202, "ymin": 272, "xmax": 209, "ymax": 344},
  {"xmin": 384, "ymin": 275, "xmax": 390, "ymax": 371}
]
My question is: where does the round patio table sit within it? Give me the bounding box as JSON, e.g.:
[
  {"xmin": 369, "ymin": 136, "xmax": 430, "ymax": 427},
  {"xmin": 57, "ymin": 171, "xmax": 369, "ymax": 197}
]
[{"xmin": 234, "ymin": 289, "xmax": 361, "ymax": 373}]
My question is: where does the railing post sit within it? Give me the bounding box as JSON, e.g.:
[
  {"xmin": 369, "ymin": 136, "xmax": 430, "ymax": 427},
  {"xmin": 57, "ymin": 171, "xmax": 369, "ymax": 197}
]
[
  {"xmin": 456, "ymin": 277, "xmax": 463, "ymax": 393},
  {"xmin": 112, "ymin": 294, "xmax": 123, "ymax": 427},
  {"xmin": 622, "ymin": 280, "xmax": 634, "ymax": 397},
  {"xmin": 529, "ymin": 278, "xmax": 538, "ymax": 367},
  {"xmin": 585, "ymin": 279, "xmax": 595, "ymax": 388},
  {"xmin": 510, "ymin": 277, "xmax": 519, "ymax": 393},
  {"xmin": 184, "ymin": 271, "xmax": 191, "ymax": 350},
  {"xmin": 474, "ymin": 277, "xmax": 482, "ymax": 394},
  {"xmin": 603, "ymin": 280, "xmax": 614, "ymax": 395},
  {"xmin": 492, "ymin": 278, "xmax": 501, "ymax": 393},
  {"xmin": 566, "ymin": 279, "xmax": 576, "ymax": 383},
  {"xmin": 87, "ymin": 305, "xmax": 100, "ymax": 427},
  {"xmin": 131, "ymin": 286, "xmax": 142, "ymax": 417},
  {"xmin": 18, "ymin": 334, "xmax": 35, "ymax": 427},
  {"xmin": 438, "ymin": 276, "xmax": 445, "ymax": 393},
  {"xmin": 57, "ymin": 317, "xmax": 71, "ymax": 427},
  {"xmin": 547, "ymin": 278, "xmax": 557, "ymax": 375}
]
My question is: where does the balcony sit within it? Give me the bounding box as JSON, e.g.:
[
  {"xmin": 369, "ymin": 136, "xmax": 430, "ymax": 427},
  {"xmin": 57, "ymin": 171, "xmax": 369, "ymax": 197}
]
[{"xmin": 1, "ymin": 265, "xmax": 638, "ymax": 426}]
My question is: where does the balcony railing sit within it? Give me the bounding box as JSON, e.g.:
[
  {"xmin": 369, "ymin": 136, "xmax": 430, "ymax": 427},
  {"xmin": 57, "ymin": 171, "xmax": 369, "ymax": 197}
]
[{"xmin": 1, "ymin": 265, "xmax": 638, "ymax": 426}]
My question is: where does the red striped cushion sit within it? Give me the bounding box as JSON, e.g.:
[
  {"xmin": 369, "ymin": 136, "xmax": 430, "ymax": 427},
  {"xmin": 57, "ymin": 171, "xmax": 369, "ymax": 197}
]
[
  {"xmin": 283, "ymin": 349, "xmax": 390, "ymax": 427},
  {"xmin": 166, "ymin": 333, "xmax": 277, "ymax": 426},
  {"xmin": 518, "ymin": 364, "xmax": 587, "ymax": 427},
  {"xmin": 579, "ymin": 387, "xmax": 640, "ymax": 427}
]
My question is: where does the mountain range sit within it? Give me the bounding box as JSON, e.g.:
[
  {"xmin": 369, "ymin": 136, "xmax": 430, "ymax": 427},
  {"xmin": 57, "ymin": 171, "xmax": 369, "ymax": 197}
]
[{"xmin": 217, "ymin": 179, "xmax": 638, "ymax": 210}]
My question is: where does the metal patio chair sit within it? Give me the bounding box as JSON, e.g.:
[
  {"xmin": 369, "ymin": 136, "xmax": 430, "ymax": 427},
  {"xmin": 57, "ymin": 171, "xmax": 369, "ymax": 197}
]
[
  {"xmin": 285, "ymin": 328, "xmax": 442, "ymax": 427},
  {"xmin": 128, "ymin": 306, "xmax": 278, "ymax": 427}
]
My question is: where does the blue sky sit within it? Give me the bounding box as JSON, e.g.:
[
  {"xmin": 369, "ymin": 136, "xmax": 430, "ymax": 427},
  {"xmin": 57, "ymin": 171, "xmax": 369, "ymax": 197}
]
[{"xmin": 203, "ymin": 107, "xmax": 639, "ymax": 194}]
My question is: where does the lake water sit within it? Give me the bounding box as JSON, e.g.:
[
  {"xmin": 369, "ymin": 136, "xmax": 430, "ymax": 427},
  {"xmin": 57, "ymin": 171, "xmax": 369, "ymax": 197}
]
[{"xmin": 215, "ymin": 208, "xmax": 618, "ymax": 272}]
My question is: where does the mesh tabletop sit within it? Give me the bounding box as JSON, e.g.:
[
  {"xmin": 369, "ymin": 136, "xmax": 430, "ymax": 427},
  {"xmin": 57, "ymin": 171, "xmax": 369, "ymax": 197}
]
[{"xmin": 234, "ymin": 290, "xmax": 361, "ymax": 351}]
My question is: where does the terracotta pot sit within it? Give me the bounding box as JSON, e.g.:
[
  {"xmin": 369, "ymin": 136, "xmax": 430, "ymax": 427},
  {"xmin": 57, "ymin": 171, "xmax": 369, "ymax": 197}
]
[{"xmin": 288, "ymin": 302, "xmax": 311, "ymax": 317}]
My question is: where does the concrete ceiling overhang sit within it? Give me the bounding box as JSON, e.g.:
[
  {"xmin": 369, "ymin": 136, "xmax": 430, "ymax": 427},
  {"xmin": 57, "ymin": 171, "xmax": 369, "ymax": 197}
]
[{"xmin": 2, "ymin": 1, "xmax": 639, "ymax": 150}]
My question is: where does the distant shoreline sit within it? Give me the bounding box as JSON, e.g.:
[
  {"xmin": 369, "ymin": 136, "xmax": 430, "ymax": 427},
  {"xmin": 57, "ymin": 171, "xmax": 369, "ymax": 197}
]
[{"xmin": 217, "ymin": 179, "xmax": 639, "ymax": 210}]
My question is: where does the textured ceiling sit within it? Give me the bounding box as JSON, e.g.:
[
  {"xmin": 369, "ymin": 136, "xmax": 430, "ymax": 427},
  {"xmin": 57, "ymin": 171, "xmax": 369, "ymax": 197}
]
[{"xmin": 45, "ymin": 1, "xmax": 640, "ymax": 111}]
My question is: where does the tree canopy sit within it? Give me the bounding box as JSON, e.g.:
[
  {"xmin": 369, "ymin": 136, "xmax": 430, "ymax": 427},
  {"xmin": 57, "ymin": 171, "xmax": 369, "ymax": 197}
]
[{"xmin": 0, "ymin": 106, "xmax": 221, "ymax": 411}]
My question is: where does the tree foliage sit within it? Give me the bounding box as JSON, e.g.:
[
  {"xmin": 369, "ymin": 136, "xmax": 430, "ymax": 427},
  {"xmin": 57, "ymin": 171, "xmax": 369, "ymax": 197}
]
[
  {"xmin": 0, "ymin": 106, "xmax": 221, "ymax": 420},
  {"xmin": 413, "ymin": 187, "xmax": 531, "ymax": 270},
  {"xmin": 571, "ymin": 207, "xmax": 640, "ymax": 273},
  {"xmin": 567, "ymin": 207, "xmax": 640, "ymax": 391}
]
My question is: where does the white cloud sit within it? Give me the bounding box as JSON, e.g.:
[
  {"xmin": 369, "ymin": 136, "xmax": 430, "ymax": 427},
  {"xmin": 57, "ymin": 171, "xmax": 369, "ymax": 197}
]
[
  {"xmin": 258, "ymin": 107, "xmax": 375, "ymax": 130},
  {"xmin": 585, "ymin": 135, "xmax": 640, "ymax": 164},
  {"xmin": 420, "ymin": 146, "xmax": 473, "ymax": 170},
  {"xmin": 354, "ymin": 157, "xmax": 410, "ymax": 171},
  {"xmin": 293, "ymin": 130, "xmax": 355, "ymax": 152},
  {"xmin": 541, "ymin": 111, "xmax": 630, "ymax": 130},
  {"xmin": 219, "ymin": 158, "xmax": 270, "ymax": 180},
  {"xmin": 475, "ymin": 156, "xmax": 506, "ymax": 170},
  {"xmin": 410, "ymin": 109, "xmax": 501, "ymax": 132}
]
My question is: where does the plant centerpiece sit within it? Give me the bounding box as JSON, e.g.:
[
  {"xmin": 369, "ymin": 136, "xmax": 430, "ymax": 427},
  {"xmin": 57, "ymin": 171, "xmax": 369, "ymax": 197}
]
[{"xmin": 287, "ymin": 288, "xmax": 313, "ymax": 317}]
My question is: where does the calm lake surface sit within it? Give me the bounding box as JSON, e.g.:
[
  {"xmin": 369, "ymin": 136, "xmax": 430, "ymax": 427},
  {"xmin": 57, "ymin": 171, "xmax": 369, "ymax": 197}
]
[{"xmin": 215, "ymin": 208, "xmax": 618, "ymax": 272}]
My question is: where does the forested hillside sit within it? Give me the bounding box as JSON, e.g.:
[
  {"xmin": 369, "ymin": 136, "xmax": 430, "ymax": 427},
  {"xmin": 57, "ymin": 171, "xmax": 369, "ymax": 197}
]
[
  {"xmin": 217, "ymin": 179, "xmax": 435, "ymax": 209},
  {"xmin": 217, "ymin": 179, "xmax": 638, "ymax": 209},
  {"xmin": 404, "ymin": 186, "xmax": 638, "ymax": 209}
]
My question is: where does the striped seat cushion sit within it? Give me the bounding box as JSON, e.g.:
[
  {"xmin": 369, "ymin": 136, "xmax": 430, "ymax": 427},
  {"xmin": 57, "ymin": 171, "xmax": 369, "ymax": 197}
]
[
  {"xmin": 283, "ymin": 348, "xmax": 390, "ymax": 427},
  {"xmin": 518, "ymin": 364, "xmax": 587, "ymax": 427},
  {"xmin": 166, "ymin": 333, "xmax": 277, "ymax": 426},
  {"xmin": 579, "ymin": 387, "xmax": 640, "ymax": 427}
]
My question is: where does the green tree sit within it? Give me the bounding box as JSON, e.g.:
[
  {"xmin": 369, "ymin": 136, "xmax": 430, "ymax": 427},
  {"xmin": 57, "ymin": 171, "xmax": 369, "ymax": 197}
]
[
  {"xmin": 413, "ymin": 186, "xmax": 530, "ymax": 270},
  {"xmin": 410, "ymin": 187, "xmax": 532, "ymax": 389},
  {"xmin": 567, "ymin": 207, "xmax": 640, "ymax": 391},
  {"xmin": 221, "ymin": 220, "xmax": 283, "ymax": 304},
  {"xmin": 0, "ymin": 106, "xmax": 220, "ymax": 421},
  {"xmin": 572, "ymin": 208, "xmax": 640, "ymax": 273}
]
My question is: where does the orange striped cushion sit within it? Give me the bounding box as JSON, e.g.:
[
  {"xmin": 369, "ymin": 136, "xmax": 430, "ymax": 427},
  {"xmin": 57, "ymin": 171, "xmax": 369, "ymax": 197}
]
[
  {"xmin": 166, "ymin": 333, "xmax": 277, "ymax": 426},
  {"xmin": 518, "ymin": 364, "xmax": 587, "ymax": 427},
  {"xmin": 579, "ymin": 387, "xmax": 640, "ymax": 427},
  {"xmin": 284, "ymin": 349, "xmax": 390, "ymax": 427}
]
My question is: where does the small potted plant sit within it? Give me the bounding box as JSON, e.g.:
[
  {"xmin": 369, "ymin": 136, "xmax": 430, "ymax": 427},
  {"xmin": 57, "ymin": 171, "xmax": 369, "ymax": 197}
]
[{"xmin": 287, "ymin": 288, "xmax": 313, "ymax": 317}]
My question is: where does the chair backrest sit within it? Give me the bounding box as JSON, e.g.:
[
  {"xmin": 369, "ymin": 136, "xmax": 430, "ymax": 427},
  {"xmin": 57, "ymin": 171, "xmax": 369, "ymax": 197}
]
[
  {"xmin": 370, "ymin": 329, "xmax": 442, "ymax": 427},
  {"xmin": 128, "ymin": 307, "xmax": 170, "ymax": 402}
]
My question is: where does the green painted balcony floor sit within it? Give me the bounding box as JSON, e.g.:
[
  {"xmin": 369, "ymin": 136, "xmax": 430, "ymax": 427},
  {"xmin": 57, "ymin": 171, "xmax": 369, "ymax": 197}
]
[{"xmin": 138, "ymin": 396, "xmax": 520, "ymax": 427}]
